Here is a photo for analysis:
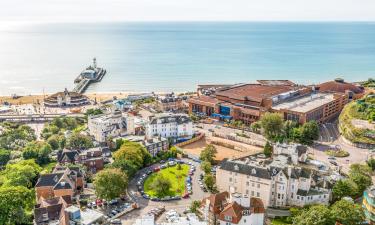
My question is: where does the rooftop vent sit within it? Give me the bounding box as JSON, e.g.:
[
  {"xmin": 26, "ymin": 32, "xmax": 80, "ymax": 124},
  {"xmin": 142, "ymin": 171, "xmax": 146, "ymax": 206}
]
[{"xmin": 334, "ymin": 78, "xmax": 344, "ymax": 83}]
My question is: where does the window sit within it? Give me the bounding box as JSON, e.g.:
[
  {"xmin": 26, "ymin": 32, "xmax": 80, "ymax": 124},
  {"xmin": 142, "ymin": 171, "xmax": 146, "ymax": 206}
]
[
  {"xmin": 246, "ymin": 190, "xmax": 249, "ymax": 195},
  {"xmin": 251, "ymin": 191, "xmax": 254, "ymax": 196},
  {"xmin": 257, "ymin": 183, "xmax": 260, "ymax": 188},
  {"xmin": 224, "ymin": 216, "xmax": 232, "ymax": 221},
  {"xmin": 229, "ymin": 178, "xmax": 232, "ymax": 182},
  {"xmin": 278, "ymin": 193, "xmax": 281, "ymax": 199},
  {"xmin": 252, "ymin": 183, "xmax": 255, "ymax": 187},
  {"xmin": 246, "ymin": 182, "xmax": 249, "ymax": 186},
  {"xmin": 257, "ymin": 192, "xmax": 260, "ymax": 197}
]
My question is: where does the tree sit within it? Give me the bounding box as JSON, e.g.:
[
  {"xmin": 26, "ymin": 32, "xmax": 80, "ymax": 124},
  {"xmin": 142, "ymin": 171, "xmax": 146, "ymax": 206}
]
[
  {"xmin": 250, "ymin": 121, "xmax": 262, "ymax": 133},
  {"xmin": 204, "ymin": 174, "xmax": 215, "ymax": 191},
  {"xmin": 200, "ymin": 144, "xmax": 217, "ymax": 164},
  {"xmin": 0, "ymin": 124, "xmax": 36, "ymax": 150},
  {"xmin": 263, "ymin": 141, "xmax": 273, "ymax": 157},
  {"xmin": 85, "ymin": 108, "xmax": 103, "ymax": 116},
  {"xmin": 284, "ymin": 120, "xmax": 298, "ymax": 139},
  {"xmin": 2, "ymin": 159, "xmax": 41, "ymax": 188},
  {"xmin": 348, "ymin": 163, "xmax": 372, "ymax": 195},
  {"xmin": 22, "ymin": 141, "xmax": 52, "ymax": 165},
  {"xmin": 190, "ymin": 200, "xmax": 201, "ymax": 213},
  {"xmin": 201, "ymin": 161, "xmax": 212, "ymax": 174},
  {"xmin": 332, "ymin": 179, "xmax": 358, "ymax": 200},
  {"xmin": 66, "ymin": 133, "xmax": 93, "ymax": 150},
  {"xmin": 292, "ymin": 205, "xmax": 333, "ymax": 225},
  {"xmin": 0, "ymin": 149, "xmax": 11, "ymax": 168},
  {"xmin": 259, "ymin": 113, "xmax": 284, "ymax": 140},
  {"xmin": 94, "ymin": 168, "xmax": 128, "ymax": 200},
  {"xmin": 367, "ymin": 158, "xmax": 375, "ymax": 171},
  {"xmin": 151, "ymin": 174, "xmax": 172, "ymax": 197},
  {"xmin": 299, "ymin": 121, "xmax": 319, "ymax": 145},
  {"xmin": 112, "ymin": 140, "xmax": 152, "ymax": 177},
  {"xmin": 0, "ymin": 185, "xmax": 34, "ymax": 225},
  {"xmin": 331, "ymin": 199, "xmax": 365, "ymax": 225}
]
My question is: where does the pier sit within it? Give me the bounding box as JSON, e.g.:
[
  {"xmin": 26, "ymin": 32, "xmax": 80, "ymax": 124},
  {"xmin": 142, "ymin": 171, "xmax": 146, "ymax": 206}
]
[{"xmin": 72, "ymin": 58, "xmax": 106, "ymax": 94}]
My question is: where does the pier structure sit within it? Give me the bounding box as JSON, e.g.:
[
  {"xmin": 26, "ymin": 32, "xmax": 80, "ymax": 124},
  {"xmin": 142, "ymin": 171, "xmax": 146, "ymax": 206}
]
[{"xmin": 72, "ymin": 58, "xmax": 106, "ymax": 94}]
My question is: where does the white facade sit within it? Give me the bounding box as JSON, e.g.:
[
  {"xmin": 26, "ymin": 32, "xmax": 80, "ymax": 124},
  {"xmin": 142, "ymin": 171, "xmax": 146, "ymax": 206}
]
[
  {"xmin": 273, "ymin": 143, "xmax": 307, "ymax": 165},
  {"xmin": 145, "ymin": 113, "xmax": 193, "ymax": 140},
  {"xmin": 88, "ymin": 110, "xmax": 134, "ymax": 142},
  {"xmin": 216, "ymin": 154, "xmax": 331, "ymax": 208}
]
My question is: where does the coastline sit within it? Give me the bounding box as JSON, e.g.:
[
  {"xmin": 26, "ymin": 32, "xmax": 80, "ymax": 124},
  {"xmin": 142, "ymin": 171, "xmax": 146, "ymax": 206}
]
[{"xmin": 0, "ymin": 91, "xmax": 191, "ymax": 105}]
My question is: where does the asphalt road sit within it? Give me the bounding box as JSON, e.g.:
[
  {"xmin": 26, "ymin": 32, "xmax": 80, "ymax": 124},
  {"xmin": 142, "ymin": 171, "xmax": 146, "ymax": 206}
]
[{"xmin": 122, "ymin": 158, "xmax": 210, "ymax": 225}]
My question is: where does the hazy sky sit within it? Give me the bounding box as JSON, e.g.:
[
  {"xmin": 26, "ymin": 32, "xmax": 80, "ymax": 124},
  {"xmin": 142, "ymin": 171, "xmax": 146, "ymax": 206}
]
[{"xmin": 1, "ymin": 0, "xmax": 375, "ymax": 23}]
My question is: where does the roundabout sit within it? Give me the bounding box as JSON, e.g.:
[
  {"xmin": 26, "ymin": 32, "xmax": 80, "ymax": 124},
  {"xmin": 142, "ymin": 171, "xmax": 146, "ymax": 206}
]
[{"xmin": 136, "ymin": 159, "xmax": 195, "ymax": 201}]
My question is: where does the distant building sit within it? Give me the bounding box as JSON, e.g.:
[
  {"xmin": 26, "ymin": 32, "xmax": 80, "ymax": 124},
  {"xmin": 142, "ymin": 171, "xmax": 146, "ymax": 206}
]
[
  {"xmin": 133, "ymin": 214, "xmax": 207, "ymax": 225},
  {"xmin": 216, "ymin": 144, "xmax": 332, "ymax": 208},
  {"xmin": 199, "ymin": 191, "xmax": 265, "ymax": 225},
  {"xmin": 363, "ymin": 186, "xmax": 375, "ymax": 223},
  {"xmin": 155, "ymin": 93, "xmax": 188, "ymax": 112},
  {"xmin": 35, "ymin": 166, "xmax": 84, "ymax": 200},
  {"xmin": 44, "ymin": 88, "xmax": 90, "ymax": 107},
  {"xmin": 57, "ymin": 147, "xmax": 107, "ymax": 173},
  {"xmin": 273, "ymin": 143, "xmax": 308, "ymax": 165},
  {"xmin": 143, "ymin": 137, "xmax": 169, "ymax": 157},
  {"xmin": 34, "ymin": 195, "xmax": 72, "ymax": 225},
  {"xmin": 88, "ymin": 110, "xmax": 134, "ymax": 142},
  {"xmin": 189, "ymin": 80, "xmax": 350, "ymax": 125},
  {"xmin": 145, "ymin": 113, "xmax": 193, "ymax": 142}
]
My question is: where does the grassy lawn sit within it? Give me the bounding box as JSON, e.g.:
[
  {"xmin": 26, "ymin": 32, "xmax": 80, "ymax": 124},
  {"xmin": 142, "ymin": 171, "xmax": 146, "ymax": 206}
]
[{"xmin": 144, "ymin": 164, "xmax": 189, "ymax": 198}]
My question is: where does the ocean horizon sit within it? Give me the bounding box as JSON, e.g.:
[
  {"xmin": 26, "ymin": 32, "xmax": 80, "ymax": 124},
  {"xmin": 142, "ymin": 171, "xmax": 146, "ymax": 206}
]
[{"xmin": 0, "ymin": 21, "xmax": 374, "ymax": 96}]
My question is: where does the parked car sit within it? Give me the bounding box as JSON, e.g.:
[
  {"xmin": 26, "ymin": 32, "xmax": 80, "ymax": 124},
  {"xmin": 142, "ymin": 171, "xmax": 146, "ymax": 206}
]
[
  {"xmin": 110, "ymin": 219, "xmax": 121, "ymax": 224},
  {"xmin": 330, "ymin": 161, "xmax": 338, "ymax": 166}
]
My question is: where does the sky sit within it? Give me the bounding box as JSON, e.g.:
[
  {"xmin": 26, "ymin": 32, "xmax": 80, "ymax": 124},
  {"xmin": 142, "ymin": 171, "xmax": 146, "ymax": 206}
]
[{"xmin": 1, "ymin": 0, "xmax": 375, "ymax": 23}]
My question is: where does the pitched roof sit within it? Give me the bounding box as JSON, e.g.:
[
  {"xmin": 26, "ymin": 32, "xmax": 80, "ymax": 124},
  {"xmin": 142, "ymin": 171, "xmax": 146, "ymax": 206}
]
[
  {"xmin": 216, "ymin": 84, "xmax": 294, "ymax": 102},
  {"xmin": 318, "ymin": 79, "xmax": 364, "ymax": 94},
  {"xmin": 219, "ymin": 201, "xmax": 243, "ymax": 223},
  {"xmin": 34, "ymin": 195, "xmax": 72, "ymax": 224},
  {"xmin": 219, "ymin": 159, "xmax": 272, "ymax": 180},
  {"xmin": 35, "ymin": 173, "xmax": 64, "ymax": 187}
]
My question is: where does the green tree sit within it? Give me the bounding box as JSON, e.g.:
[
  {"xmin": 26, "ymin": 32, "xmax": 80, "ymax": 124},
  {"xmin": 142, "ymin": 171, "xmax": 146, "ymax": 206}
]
[
  {"xmin": 151, "ymin": 174, "xmax": 172, "ymax": 197},
  {"xmin": 66, "ymin": 133, "xmax": 93, "ymax": 149},
  {"xmin": 332, "ymin": 179, "xmax": 359, "ymax": 200},
  {"xmin": 22, "ymin": 141, "xmax": 52, "ymax": 165},
  {"xmin": 250, "ymin": 121, "xmax": 262, "ymax": 133},
  {"xmin": 93, "ymin": 168, "xmax": 128, "ymax": 200},
  {"xmin": 284, "ymin": 120, "xmax": 298, "ymax": 139},
  {"xmin": 112, "ymin": 141, "xmax": 152, "ymax": 177},
  {"xmin": 299, "ymin": 121, "xmax": 319, "ymax": 145},
  {"xmin": 85, "ymin": 108, "xmax": 103, "ymax": 116},
  {"xmin": 204, "ymin": 174, "xmax": 215, "ymax": 191},
  {"xmin": 0, "ymin": 185, "xmax": 34, "ymax": 225},
  {"xmin": 259, "ymin": 113, "xmax": 284, "ymax": 140},
  {"xmin": 331, "ymin": 199, "xmax": 365, "ymax": 225},
  {"xmin": 200, "ymin": 144, "xmax": 217, "ymax": 164},
  {"xmin": 190, "ymin": 200, "xmax": 201, "ymax": 213},
  {"xmin": 0, "ymin": 124, "xmax": 36, "ymax": 150},
  {"xmin": 292, "ymin": 205, "xmax": 333, "ymax": 225},
  {"xmin": 263, "ymin": 141, "xmax": 273, "ymax": 157},
  {"xmin": 1, "ymin": 159, "xmax": 41, "ymax": 188},
  {"xmin": 201, "ymin": 161, "xmax": 212, "ymax": 174},
  {"xmin": 0, "ymin": 149, "xmax": 11, "ymax": 168},
  {"xmin": 348, "ymin": 163, "xmax": 372, "ymax": 195},
  {"xmin": 367, "ymin": 158, "xmax": 375, "ymax": 171}
]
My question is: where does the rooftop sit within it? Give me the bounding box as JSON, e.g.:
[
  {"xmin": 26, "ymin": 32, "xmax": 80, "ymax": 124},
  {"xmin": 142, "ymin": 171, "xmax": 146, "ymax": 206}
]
[
  {"xmin": 272, "ymin": 93, "xmax": 335, "ymax": 113},
  {"xmin": 216, "ymin": 84, "xmax": 295, "ymax": 102}
]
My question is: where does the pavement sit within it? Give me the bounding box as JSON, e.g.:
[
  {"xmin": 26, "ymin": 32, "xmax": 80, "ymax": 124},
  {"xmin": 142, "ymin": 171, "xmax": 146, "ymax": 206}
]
[{"xmin": 122, "ymin": 158, "xmax": 210, "ymax": 225}]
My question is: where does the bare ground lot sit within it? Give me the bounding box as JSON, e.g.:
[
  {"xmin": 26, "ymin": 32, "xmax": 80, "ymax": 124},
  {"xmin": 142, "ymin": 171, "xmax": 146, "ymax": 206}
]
[{"xmin": 181, "ymin": 137, "xmax": 262, "ymax": 160}]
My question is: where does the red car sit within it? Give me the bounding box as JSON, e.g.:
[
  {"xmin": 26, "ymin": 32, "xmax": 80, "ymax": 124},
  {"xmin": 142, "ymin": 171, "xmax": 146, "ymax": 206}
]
[
  {"xmin": 153, "ymin": 167, "xmax": 160, "ymax": 172},
  {"xmin": 182, "ymin": 193, "xmax": 190, "ymax": 198},
  {"xmin": 96, "ymin": 199, "xmax": 103, "ymax": 207}
]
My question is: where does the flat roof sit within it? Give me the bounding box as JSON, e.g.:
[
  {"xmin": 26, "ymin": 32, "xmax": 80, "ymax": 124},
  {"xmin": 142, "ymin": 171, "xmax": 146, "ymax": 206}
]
[{"xmin": 272, "ymin": 93, "xmax": 335, "ymax": 113}]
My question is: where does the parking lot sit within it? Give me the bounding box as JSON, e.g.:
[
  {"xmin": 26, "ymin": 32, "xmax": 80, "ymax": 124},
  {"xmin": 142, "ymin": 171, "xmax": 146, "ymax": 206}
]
[{"xmin": 122, "ymin": 158, "xmax": 210, "ymax": 224}]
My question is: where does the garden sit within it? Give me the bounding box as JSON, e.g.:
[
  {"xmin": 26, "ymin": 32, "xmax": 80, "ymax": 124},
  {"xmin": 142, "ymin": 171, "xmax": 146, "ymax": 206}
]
[{"xmin": 143, "ymin": 164, "xmax": 190, "ymax": 198}]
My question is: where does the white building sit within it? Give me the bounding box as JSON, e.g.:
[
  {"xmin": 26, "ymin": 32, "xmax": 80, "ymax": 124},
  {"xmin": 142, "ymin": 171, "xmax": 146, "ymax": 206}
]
[
  {"xmin": 273, "ymin": 143, "xmax": 308, "ymax": 165},
  {"xmin": 216, "ymin": 144, "xmax": 332, "ymax": 208},
  {"xmin": 133, "ymin": 214, "xmax": 207, "ymax": 225},
  {"xmin": 145, "ymin": 113, "xmax": 193, "ymax": 141},
  {"xmin": 88, "ymin": 110, "xmax": 134, "ymax": 142}
]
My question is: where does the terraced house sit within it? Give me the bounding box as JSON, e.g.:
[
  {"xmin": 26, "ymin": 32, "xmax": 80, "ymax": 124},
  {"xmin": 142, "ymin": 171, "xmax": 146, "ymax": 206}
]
[{"xmin": 216, "ymin": 144, "xmax": 332, "ymax": 208}]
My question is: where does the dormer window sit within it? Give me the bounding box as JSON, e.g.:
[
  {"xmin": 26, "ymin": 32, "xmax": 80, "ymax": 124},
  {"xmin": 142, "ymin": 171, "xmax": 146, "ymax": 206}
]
[
  {"xmin": 234, "ymin": 165, "xmax": 239, "ymax": 171},
  {"xmin": 224, "ymin": 216, "xmax": 232, "ymax": 222},
  {"xmin": 252, "ymin": 168, "xmax": 256, "ymax": 174}
]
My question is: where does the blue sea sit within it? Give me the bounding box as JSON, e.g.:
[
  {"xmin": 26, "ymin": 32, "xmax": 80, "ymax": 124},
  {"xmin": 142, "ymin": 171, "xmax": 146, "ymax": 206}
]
[{"xmin": 0, "ymin": 22, "xmax": 374, "ymax": 95}]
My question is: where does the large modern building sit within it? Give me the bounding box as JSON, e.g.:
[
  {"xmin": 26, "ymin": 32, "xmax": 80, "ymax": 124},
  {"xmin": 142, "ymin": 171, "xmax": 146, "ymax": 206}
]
[
  {"xmin": 145, "ymin": 113, "xmax": 193, "ymax": 142},
  {"xmin": 188, "ymin": 80, "xmax": 349, "ymax": 124},
  {"xmin": 216, "ymin": 143, "xmax": 332, "ymax": 208},
  {"xmin": 317, "ymin": 78, "xmax": 365, "ymax": 100}
]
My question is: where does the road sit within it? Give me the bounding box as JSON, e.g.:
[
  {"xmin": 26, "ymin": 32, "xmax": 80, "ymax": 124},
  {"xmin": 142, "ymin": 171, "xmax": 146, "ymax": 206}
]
[{"xmin": 122, "ymin": 159, "xmax": 210, "ymax": 225}]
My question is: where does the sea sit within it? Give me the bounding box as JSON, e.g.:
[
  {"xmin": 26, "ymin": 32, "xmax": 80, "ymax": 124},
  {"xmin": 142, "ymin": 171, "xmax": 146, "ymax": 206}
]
[{"xmin": 0, "ymin": 22, "xmax": 374, "ymax": 96}]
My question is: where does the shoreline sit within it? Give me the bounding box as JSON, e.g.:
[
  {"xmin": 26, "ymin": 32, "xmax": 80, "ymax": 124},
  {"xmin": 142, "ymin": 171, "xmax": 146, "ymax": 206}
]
[{"xmin": 0, "ymin": 91, "xmax": 193, "ymax": 105}]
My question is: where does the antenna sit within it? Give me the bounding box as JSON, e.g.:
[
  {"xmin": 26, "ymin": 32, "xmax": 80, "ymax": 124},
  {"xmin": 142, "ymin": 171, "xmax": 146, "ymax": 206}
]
[{"xmin": 93, "ymin": 57, "xmax": 97, "ymax": 69}]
